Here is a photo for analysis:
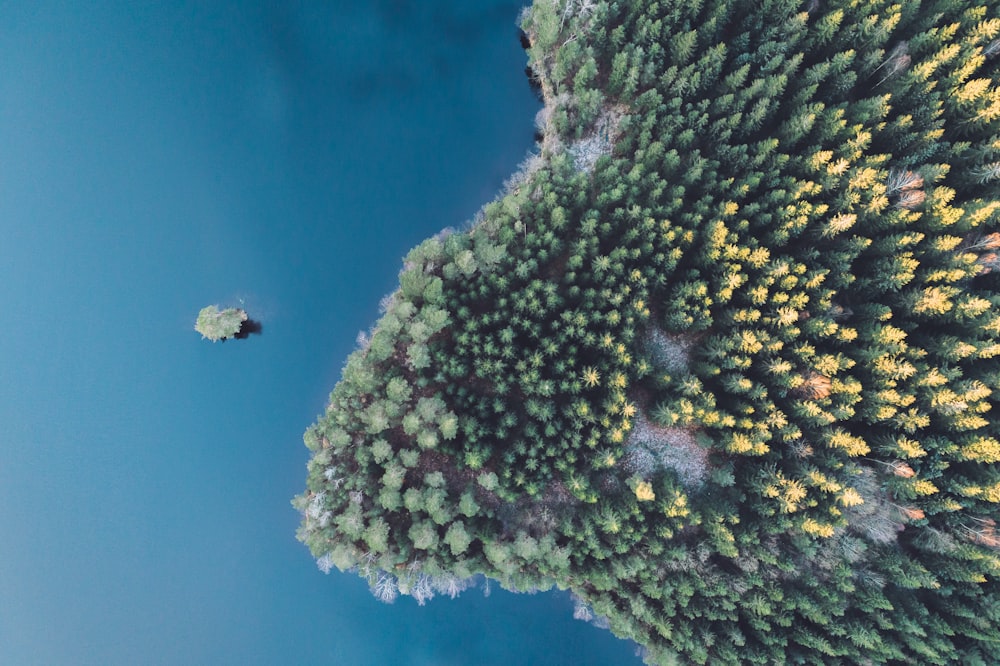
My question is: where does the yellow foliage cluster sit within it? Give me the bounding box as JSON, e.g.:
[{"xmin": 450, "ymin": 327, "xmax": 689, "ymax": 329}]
[
  {"xmin": 801, "ymin": 518, "xmax": 836, "ymax": 538},
  {"xmin": 635, "ymin": 481, "xmax": 656, "ymax": 502},
  {"xmin": 662, "ymin": 490, "xmax": 690, "ymax": 518},
  {"xmin": 825, "ymin": 429, "xmax": 870, "ymax": 456},
  {"xmin": 960, "ymin": 437, "xmax": 1000, "ymax": 463},
  {"xmin": 960, "ymin": 482, "xmax": 1000, "ymax": 503},
  {"xmin": 838, "ymin": 487, "xmax": 865, "ymax": 508}
]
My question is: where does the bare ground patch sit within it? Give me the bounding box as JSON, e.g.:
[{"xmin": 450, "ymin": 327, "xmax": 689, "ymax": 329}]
[
  {"xmin": 624, "ymin": 413, "xmax": 710, "ymax": 488},
  {"xmin": 645, "ymin": 328, "xmax": 695, "ymax": 375},
  {"xmin": 566, "ymin": 104, "xmax": 627, "ymax": 173}
]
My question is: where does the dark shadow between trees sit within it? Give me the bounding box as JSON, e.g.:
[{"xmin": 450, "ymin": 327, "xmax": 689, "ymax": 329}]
[
  {"xmin": 520, "ymin": 29, "xmax": 544, "ymax": 103},
  {"xmin": 524, "ymin": 65, "xmax": 543, "ymax": 102}
]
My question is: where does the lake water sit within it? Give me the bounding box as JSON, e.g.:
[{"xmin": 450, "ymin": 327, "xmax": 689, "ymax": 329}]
[{"xmin": 0, "ymin": 2, "xmax": 640, "ymax": 664}]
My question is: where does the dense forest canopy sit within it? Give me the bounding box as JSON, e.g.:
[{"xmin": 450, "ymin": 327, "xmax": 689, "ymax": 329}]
[{"xmin": 294, "ymin": 0, "xmax": 1000, "ymax": 662}]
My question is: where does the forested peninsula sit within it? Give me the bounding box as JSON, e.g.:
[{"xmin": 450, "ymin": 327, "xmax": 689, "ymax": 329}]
[{"xmin": 294, "ymin": 1, "xmax": 1000, "ymax": 662}]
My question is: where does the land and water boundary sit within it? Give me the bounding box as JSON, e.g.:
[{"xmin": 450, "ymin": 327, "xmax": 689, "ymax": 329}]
[{"xmin": 295, "ymin": 2, "xmax": 1000, "ymax": 663}]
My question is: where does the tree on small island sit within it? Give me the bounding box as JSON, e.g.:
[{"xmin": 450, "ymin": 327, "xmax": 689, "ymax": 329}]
[{"xmin": 195, "ymin": 305, "xmax": 248, "ymax": 342}]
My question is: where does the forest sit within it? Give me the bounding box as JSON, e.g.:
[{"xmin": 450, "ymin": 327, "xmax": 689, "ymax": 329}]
[{"xmin": 293, "ymin": 0, "xmax": 1000, "ymax": 663}]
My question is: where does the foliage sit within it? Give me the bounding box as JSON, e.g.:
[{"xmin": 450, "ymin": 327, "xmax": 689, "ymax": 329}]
[
  {"xmin": 295, "ymin": 1, "xmax": 1000, "ymax": 663},
  {"xmin": 195, "ymin": 305, "xmax": 247, "ymax": 342}
]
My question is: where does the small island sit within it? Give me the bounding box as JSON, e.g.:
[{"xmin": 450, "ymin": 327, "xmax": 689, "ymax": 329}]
[
  {"xmin": 195, "ymin": 305, "xmax": 249, "ymax": 342},
  {"xmin": 295, "ymin": 1, "xmax": 1000, "ymax": 663}
]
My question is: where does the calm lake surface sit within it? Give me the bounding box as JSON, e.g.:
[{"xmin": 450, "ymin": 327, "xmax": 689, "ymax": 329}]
[{"xmin": 0, "ymin": 2, "xmax": 640, "ymax": 664}]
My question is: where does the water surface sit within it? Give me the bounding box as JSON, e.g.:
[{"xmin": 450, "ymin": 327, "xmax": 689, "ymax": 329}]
[{"xmin": 0, "ymin": 2, "xmax": 640, "ymax": 664}]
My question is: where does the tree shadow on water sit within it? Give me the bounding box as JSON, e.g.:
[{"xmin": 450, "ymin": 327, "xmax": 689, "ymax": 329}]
[
  {"xmin": 233, "ymin": 318, "xmax": 263, "ymax": 340},
  {"xmin": 520, "ymin": 29, "xmax": 544, "ymax": 103}
]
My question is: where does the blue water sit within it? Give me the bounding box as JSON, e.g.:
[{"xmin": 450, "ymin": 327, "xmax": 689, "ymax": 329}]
[{"xmin": 0, "ymin": 2, "xmax": 640, "ymax": 664}]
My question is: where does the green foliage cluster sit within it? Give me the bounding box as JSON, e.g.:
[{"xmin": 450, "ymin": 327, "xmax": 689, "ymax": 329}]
[
  {"xmin": 295, "ymin": 0, "xmax": 1000, "ymax": 662},
  {"xmin": 195, "ymin": 305, "xmax": 247, "ymax": 342}
]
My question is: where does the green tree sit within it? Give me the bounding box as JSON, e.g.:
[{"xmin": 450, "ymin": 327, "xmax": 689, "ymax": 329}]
[
  {"xmin": 194, "ymin": 305, "xmax": 247, "ymax": 341},
  {"xmin": 444, "ymin": 521, "xmax": 472, "ymax": 556}
]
